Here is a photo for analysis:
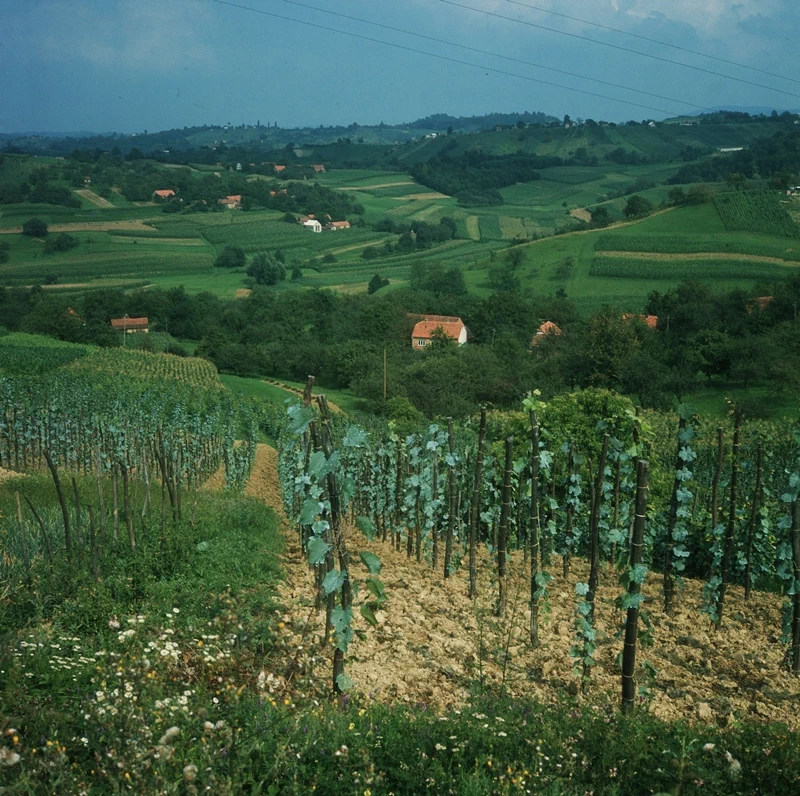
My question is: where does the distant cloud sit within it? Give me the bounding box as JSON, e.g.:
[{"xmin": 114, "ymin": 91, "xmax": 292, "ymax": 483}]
[
  {"xmin": 33, "ymin": 0, "xmax": 217, "ymax": 71},
  {"xmin": 425, "ymin": 0, "xmax": 787, "ymax": 40}
]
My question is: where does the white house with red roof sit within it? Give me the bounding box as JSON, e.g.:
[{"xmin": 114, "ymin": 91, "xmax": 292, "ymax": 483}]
[
  {"xmin": 217, "ymin": 194, "xmax": 242, "ymax": 209},
  {"xmin": 410, "ymin": 314, "xmax": 467, "ymax": 349}
]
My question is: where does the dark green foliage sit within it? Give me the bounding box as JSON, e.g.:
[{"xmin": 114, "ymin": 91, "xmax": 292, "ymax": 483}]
[
  {"xmin": 589, "ymin": 206, "xmax": 613, "ymax": 227},
  {"xmin": 623, "ymin": 194, "xmax": 655, "ymax": 218},
  {"xmin": 22, "ymin": 217, "xmax": 48, "ymax": 237},
  {"xmin": 214, "ymin": 245, "xmax": 247, "ymax": 269},
  {"xmin": 247, "ymin": 251, "xmax": 286, "ymax": 285},
  {"xmin": 43, "ymin": 232, "xmax": 79, "ymax": 255},
  {"xmin": 411, "ymin": 151, "xmax": 555, "ymax": 197},
  {"xmin": 368, "ymin": 273, "xmax": 389, "ymax": 294},
  {"xmin": 0, "ymin": 240, "xmax": 9, "ymax": 264}
]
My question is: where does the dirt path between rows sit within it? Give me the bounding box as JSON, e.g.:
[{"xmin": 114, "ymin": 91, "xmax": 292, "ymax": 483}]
[
  {"xmin": 238, "ymin": 443, "xmax": 799, "ymax": 729},
  {"xmin": 598, "ymin": 250, "xmax": 799, "ymax": 265},
  {"xmin": 339, "ymin": 181, "xmax": 415, "ymax": 191},
  {"xmin": 74, "ymin": 189, "xmax": 115, "ymax": 208},
  {"xmin": 0, "ymin": 220, "xmax": 158, "ymax": 234}
]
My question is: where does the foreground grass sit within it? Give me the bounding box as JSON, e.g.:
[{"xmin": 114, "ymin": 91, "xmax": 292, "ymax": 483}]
[{"xmin": 0, "ymin": 475, "xmax": 797, "ymax": 793}]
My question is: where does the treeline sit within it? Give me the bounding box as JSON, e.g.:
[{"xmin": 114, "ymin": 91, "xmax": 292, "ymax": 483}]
[
  {"xmin": 5, "ymin": 272, "xmax": 800, "ymax": 420},
  {"xmin": 669, "ymin": 128, "xmax": 800, "ymax": 186},
  {"xmin": 0, "ymin": 157, "xmax": 81, "ymax": 207},
  {"xmin": 362, "ymin": 218, "xmax": 456, "ymax": 259},
  {"xmin": 410, "ymin": 152, "xmax": 559, "ymax": 204}
]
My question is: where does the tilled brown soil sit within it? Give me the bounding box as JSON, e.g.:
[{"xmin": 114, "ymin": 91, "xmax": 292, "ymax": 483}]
[{"xmin": 239, "ymin": 444, "xmax": 800, "ymax": 729}]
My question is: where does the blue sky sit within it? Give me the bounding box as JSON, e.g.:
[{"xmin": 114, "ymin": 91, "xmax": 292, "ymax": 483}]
[{"xmin": 2, "ymin": 0, "xmax": 798, "ymax": 133}]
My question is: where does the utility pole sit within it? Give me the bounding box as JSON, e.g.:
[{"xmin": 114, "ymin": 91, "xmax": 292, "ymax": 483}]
[{"xmin": 383, "ymin": 347, "xmax": 387, "ymax": 401}]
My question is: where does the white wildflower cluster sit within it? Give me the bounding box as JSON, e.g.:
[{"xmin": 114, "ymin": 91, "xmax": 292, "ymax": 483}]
[
  {"xmin": 155, "ymin": 726, "xmax": 180, "ymax": 760},
  {"xmin": 16, "ymin": 635, "xmax": 105, "ymax": 679},
  {"xmin": 154, "ymin": 689, "xmax": 194, "ymax": 716}
]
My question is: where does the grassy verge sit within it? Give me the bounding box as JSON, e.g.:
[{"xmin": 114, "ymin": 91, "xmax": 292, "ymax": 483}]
[{"xmin": 1, "ymin": 475, "xmax": 797, "ymax": 794}]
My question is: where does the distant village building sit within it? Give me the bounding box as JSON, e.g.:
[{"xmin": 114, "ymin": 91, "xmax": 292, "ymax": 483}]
[
  {"xmin": 217, "ymin": 194, "xmax": 242, "ymax": 209},
  {"xmin": 111, "ymin": 315, "xmax": 149, "ymax": 334},
  {"xmin": 329, "ymin": 220, "xmax": 350, "ymax": 230},
  {"xmin": 621, "ymin": 313, "xmax": 658, "ymax": 329},
  {"xmin": 531, "ymin": 321, "xmax": 562, "ymax": 346},
  {"xmin": 410, "ymin": 314, "xmax": 467, "ymax": 349},
  {"xmin": 312, "ymin": 164, "xmax": 326, "ymax": 173},
  {"xmin": 273, "ymin": 165, "xmax": 286, "ymax": 174},
  {"xmin": 152, "ymin": 189, "xmax": 175, "ymax": 200},
  {"xmin": 303, "ymin": 219, "xmax": 323, "ymax": 233}
]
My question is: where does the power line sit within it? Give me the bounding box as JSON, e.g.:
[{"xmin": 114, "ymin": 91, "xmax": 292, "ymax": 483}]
[
  {"xmin": 499, "ymin": 0, "xmax": 800, "ymax": 86},
  {"xmin": 439, "ymin": 0, "xmax": 800, "ymax": 102},
  {"xmin": 280, "ymin": 0, "xmax": 714, "ymax": 113},
  {"xmin": 208, "ymin": 0, "xmax": 688, "ymax": 116}
]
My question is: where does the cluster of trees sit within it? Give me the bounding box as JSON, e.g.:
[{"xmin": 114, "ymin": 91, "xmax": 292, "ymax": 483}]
[
  {"xmin": 669, "ymin": 128, "xmax": 800, "ymax": 187},
  {"xmin": 43, "ymin": 232, "xmax": 79, "ymax": 255},
  {"xmin": 363, "ymin": 218, "xmax": 456, "ymax": 259},
  {"xmin": 410, "ymin": 152, "xmax": 557, "ymax": 204},
  {"xmin": 5, "ymin": 273, "xmax": 800, "ymax": 419},
  {"xmin": 0, "ymin": 160, "xmax": 81, "ymax": 207},
  {"xmin": 246, "ymin": 251, "xmax": 286, "ymax": 285}
]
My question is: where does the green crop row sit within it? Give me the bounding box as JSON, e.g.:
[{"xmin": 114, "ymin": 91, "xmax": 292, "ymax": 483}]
[
  {"xmin": 590, "ymin": 255, "xmax": 792, "ymax": 280},
  {"xmin": 68, "ymin": 348, "xmax": 221, "ymax": 390},
  {"xmin": 595, "ymin": 232, "xmax": 800, "ymax": 260},
  {"xmin": 713, "ymin": 190, "xmax": 800, "ymax": 238}
]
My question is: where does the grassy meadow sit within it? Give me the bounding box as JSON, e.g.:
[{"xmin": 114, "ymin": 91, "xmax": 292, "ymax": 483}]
[{"xmin": 1, "ymin": 148, "xmax": 798, "ymax": 312}]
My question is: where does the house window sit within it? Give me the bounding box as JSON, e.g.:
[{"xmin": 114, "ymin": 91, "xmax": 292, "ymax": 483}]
[{"xmin": 417, "ymin": 340, "xmax": 425, "ymax": 346}]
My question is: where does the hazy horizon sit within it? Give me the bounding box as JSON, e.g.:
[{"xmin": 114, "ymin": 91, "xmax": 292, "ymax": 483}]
[{"xmin": 2, "ymin": 0, "xmax": 799, "ymax": 134}]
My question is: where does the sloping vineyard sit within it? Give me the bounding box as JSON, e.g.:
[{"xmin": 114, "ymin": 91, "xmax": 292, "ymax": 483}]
[
  {"xmin": 276, "ymin": 383, "xmax": 800, "ymax": 705},
  {"xmin": 713, "ymin": 190, "xmax": 800, "ymax": 238},
  {"xmin": 0, "ymin": 347, "xmax": 259, "ymax": 589}
]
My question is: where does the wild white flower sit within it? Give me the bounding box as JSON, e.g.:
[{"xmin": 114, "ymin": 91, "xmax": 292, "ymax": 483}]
[
  {"xmin": 203, "ymin": 721, "xmax": 215, "ymax": 731},
  {"xmin": 435, "ymin": 743, "xmax": 446, "ymax": 751},
  {"xmin": 183, "ymin": 764, "xmax": 198, "ymax": 781},
  {"xmin": 0, "ymin": 748, "xmax": 20, "ymax": 766},
  {"xmin": 172, "ymin": 608, "xmax": 180, "ymax": 615},
  {"xmin": 159, "ymin": 727, "xmax": 180, "ymax": 746},
  {"xmin": 108, "ymin": 619, "xmax": 120, "ymax": 630},
  {"xmin": 724, "ymin": 751, "xmax": 742, "ymax": 778},
  {"xmin": 703, "ymin": 743, "xmax": 716, "ymax": 752}
]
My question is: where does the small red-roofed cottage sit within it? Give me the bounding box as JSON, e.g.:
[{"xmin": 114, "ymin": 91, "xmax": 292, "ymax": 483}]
[
  {"xmin": 273, "ymin": 165, "xmax": 286, "ymax": 174},
  {"xmin": 622, "ymin": 313, "xmax": 658, "ymax": 329},
  {"xmin": 329, "ymin": 220, "xmax": 350, "ymax": 230},
  {"xmin": 111, "ymin": 315, "xmax": 149, "ymax": 334},
  {"xmin": 411, "ymin": 314, "xmax": 467, "ymax": 349},
  {"xmin": 152, "ymin": 189, "xmax": 175, "ymax": 200},
  {"xmin": 312, "ymin": 164, "xmax": 326, "ymax": 173},
  {"xmin": 531, "ymin": 321, "xmax": 562, "ymax": 346},
  {"xmin": 217, "ymin": 194, "xmax": 242, "ymax": 209}
]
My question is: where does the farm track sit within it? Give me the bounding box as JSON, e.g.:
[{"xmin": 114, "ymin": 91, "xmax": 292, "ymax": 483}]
[
  {"xmin": 74, "ymin": 189, "xmax": 115, "ymax": 208},
  {"xmin": 598, "ymin": 250, "xmax": 798, "ymax": 265},
  {"xmin": 238, "ymin": 444, "xmax": 800, "ymax": 729},
  {"xmin": 0, "ymin": 220, "xmax": 159, "ymax": 234},
  {"xmin": 338, "ymin": 182, "xmax": 415, "ymax": 191}
]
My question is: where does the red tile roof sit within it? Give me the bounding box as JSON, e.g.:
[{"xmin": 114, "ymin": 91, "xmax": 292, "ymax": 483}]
[
  {"xmin": 273, "ymin": 165, "xmax": 286, "ymax": 172},
  {"xmin": 153, "ymin": 189, "xmax": 175, "ymax": 198},
  {"xmin": 312, "ymin": 164, "xmax": 326, "ymax": 172},
  {"xmin": 330, "ymin": 220, "xmax": 350, "ymax": 229},
  {"xmin": 622, "ymin": 313, "xmax": 658, "ymax": 328},
  {"xmin": 531, "ymin": 321, "xmax": 562, "ymax": 346},
  {"xmin": 412, "ymin": 317, "xmax": 466, "ymax": 341},
  {"xmin": 111, "ymin": 316, "xmax": 149, "ymax": 330}
]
